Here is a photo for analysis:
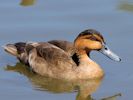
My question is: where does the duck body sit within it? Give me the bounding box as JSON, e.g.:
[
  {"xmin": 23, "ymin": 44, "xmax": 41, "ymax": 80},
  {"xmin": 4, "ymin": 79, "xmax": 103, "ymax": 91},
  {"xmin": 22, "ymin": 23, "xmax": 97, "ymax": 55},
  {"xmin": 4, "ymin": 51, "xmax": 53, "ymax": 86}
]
[
  {"xmin": 3, "ymin": 29, "xmax": 121, "ymax": 80},
  {"xmin": 27, "ymin": 42, "xmax": 104, "ymax": 80}
]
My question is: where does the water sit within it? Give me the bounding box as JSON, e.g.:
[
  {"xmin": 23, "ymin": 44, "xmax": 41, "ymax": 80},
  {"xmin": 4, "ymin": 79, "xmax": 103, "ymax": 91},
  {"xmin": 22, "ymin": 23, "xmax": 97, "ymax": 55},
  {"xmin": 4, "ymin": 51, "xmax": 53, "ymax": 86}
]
[{"xmin": 0, "ymin": 0, "xmax": 133, "ymax": 100}]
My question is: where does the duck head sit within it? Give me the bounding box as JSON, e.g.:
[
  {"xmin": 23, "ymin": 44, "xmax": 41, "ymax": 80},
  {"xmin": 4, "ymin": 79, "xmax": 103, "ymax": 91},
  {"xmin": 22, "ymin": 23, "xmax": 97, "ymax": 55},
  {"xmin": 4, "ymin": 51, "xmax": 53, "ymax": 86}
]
[{"xmin": 74, "ymin": 29, "xmax": 121, "ymax": 62}]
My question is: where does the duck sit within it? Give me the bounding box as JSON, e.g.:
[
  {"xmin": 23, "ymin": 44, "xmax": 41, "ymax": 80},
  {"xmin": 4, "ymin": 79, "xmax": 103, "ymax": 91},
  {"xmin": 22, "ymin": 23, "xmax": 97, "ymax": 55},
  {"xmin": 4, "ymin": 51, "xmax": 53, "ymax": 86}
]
[{"xmin": 3, "ymin": 29, "xmax": 121, "ymax": 80}]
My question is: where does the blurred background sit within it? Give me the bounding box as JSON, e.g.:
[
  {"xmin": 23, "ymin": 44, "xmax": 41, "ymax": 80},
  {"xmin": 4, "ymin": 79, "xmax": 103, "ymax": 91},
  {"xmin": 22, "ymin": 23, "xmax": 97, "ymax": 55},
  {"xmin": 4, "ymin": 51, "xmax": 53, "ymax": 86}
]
[{"xmin": 0, "ymin": 0, "xmax": 133, "ymax": 100}]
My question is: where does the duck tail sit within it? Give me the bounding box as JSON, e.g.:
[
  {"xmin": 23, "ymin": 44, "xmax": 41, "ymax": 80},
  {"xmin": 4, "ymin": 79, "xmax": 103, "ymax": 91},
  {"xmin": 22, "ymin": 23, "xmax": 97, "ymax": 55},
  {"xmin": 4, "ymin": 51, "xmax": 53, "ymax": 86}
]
[{"xmin": 3, "ymin": 42, "xmax": 26, "ymax": 57}]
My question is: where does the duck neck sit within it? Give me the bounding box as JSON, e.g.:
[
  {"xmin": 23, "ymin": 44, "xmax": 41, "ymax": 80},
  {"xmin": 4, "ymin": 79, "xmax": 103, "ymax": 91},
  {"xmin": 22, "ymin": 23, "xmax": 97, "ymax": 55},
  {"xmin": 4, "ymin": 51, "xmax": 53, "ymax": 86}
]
[{"xmin": 76, "ymin": 49, "xmax": 92, "ymax": 64}]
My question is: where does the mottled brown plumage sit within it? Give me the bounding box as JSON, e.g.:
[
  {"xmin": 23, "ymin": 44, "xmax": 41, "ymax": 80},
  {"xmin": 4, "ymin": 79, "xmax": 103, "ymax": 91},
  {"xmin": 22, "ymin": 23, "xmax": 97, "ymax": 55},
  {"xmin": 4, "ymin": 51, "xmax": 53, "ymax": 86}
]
[
  {"xmin": 4, "ymin": 29, "xmax": 121, "ymax": 80},
  {"xmin": 48, "ymin": 40, "xmax": 74, "ymax": 55}
]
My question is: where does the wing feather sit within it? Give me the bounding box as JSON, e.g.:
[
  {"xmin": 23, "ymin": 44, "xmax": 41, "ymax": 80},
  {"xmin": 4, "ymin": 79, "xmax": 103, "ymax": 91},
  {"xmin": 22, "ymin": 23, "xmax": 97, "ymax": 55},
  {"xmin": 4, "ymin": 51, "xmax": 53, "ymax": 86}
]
[
  {"xmin": 35, "ymin": 43, "xmax": 76, "ymax": 69},
  {"xmin": 48, "ymin": 40, "xmax": 75, "ymax": 55}
]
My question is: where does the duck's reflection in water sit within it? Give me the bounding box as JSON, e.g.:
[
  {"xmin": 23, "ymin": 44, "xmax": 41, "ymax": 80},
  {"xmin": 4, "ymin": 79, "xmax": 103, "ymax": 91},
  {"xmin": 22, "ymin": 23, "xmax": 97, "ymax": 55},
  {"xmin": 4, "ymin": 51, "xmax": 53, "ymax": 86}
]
[{"xmin": 5, "ymin": 63, "xmax": 121, "ymax": 100}]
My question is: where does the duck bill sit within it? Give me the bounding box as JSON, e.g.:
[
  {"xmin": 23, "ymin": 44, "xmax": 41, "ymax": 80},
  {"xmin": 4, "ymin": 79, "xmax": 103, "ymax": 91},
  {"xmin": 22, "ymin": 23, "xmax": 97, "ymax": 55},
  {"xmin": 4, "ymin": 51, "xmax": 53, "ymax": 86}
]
[
  {"xmin": 99, "ymin": 43, "xmax": 121, "ymax": 62},
  {"xmin": 2, "ymin": 44, "xmax": 18, "ymax": 56}
]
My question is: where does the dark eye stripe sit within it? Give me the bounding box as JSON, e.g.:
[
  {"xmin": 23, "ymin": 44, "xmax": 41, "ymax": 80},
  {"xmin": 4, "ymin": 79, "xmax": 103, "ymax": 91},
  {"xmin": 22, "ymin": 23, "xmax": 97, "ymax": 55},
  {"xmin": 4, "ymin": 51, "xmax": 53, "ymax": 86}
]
[{"xmin": 86, "ymin": 36, "xmax": 99, "ymax": 41}]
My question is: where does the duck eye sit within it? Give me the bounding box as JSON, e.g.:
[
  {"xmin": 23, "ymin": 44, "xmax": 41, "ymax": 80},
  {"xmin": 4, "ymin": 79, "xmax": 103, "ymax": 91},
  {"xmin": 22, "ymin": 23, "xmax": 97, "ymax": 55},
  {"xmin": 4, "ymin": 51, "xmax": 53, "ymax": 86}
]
[{"xmin": 104, "ymin": 47, "xmax": 108, "ymax": 50}]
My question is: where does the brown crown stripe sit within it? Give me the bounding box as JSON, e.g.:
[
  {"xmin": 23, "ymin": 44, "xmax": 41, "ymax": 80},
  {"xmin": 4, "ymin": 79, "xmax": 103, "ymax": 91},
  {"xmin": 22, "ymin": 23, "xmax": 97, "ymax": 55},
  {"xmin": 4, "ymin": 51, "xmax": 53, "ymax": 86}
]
[{"xmin": 75, "ymin": 29, "xmax": 105, "ymax": 43}]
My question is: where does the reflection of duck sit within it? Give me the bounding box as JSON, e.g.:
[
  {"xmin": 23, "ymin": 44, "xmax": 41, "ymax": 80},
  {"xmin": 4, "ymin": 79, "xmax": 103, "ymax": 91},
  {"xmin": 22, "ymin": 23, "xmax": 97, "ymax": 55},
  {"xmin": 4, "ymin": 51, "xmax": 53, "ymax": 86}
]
[
  {"xmin": 5, "ymin": 63, "xmax": 102, "ymax": 100},
  {"xmin": 5, "ymin": 63, "xmax": 122, "ymax": 100},
  {"xmin": 4, "ymin": 29, "xmax": 121, "ymax": 80}
]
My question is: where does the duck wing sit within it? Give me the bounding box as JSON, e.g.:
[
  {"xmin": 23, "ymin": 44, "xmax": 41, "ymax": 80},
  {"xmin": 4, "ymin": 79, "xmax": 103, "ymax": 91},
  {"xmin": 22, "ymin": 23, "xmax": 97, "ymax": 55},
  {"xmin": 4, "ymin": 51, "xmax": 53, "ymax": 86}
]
[
  {"xmin": 48, "ymin": 40, "xmax": 75, "ymax": 55},
  {"xmin": 34, "ymin": 43, "xmax": 76, "ymax": 69}
]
